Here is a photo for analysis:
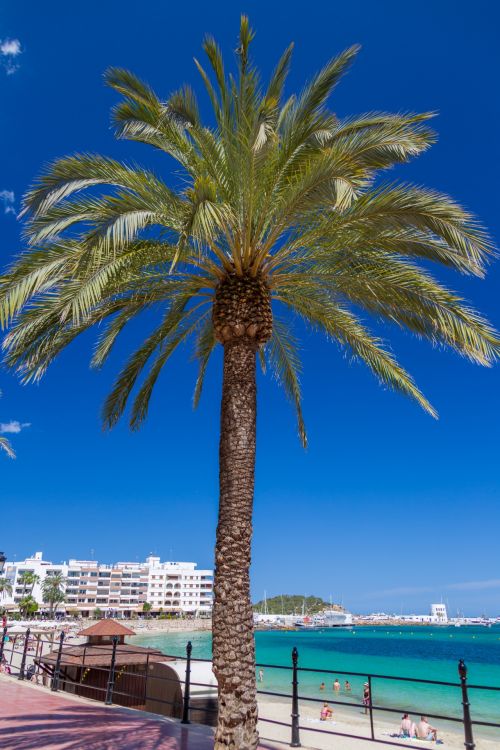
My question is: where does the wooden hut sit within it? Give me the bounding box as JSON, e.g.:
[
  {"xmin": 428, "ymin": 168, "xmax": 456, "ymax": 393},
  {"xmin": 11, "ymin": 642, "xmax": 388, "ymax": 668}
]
[{"xmin": 37, "ymin": 619, "xmax": 183, "ymax": 716}]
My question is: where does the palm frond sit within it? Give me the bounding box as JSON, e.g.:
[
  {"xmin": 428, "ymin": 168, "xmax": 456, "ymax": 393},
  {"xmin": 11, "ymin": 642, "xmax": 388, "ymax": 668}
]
[
  {"xmin": 278, "ymin": 286, "xmax": 437, "ymax": 417},
  {"xmin": 102, "ymin": 298, "xmax": 207, "ymax": 429},
  {"xmin": 193, "ymin": 317, "xmax": 217, "ymax": 408},
  {"xmin": 130, "ymin": 311, "xmax": 209, "ymax": 429},
  {"xmin": 266, "ymin": 318, "xmax": 307, "ymax": 446},
  {"xmin": 1, "ymin": 20, "xmax": 497, "ymax": 444},
  {"xmin": 0, "ymin": 435, "xmax": 15, "ymax": 458}
]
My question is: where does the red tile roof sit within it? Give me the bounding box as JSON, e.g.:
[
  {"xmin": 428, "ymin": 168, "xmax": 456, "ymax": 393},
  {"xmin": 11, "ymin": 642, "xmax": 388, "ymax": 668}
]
[
  {"xmin": 38, "ymin": 643, "xmax": 169, "ymax": 667},
  {"xmin": 78, "ymin": 619, "xmax": 136, "ymax": 637}
]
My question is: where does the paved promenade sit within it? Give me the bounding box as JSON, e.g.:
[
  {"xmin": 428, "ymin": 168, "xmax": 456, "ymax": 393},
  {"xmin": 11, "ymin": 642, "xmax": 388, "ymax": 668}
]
[{"xmin": 0, "ymin": 676, "xmax": 217, "ymax": 750}]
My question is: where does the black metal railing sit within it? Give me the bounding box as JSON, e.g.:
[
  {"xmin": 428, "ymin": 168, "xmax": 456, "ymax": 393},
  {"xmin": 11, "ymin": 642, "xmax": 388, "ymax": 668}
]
[{"xmin": 1, "ymin": 629, "xmax": 499, "ymax": 750}]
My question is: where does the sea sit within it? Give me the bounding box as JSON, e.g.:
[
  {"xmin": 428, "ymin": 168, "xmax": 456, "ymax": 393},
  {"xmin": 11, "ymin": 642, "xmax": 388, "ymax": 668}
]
[{"xmin": 132, "ymin": 625, "xmax": 500, "ymax": 740}]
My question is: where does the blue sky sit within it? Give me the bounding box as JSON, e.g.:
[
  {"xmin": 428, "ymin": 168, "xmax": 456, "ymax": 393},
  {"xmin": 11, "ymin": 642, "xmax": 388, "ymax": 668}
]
[{"xmin": 1, "ymin": 0, "xmax": 499, "ymax": 616}]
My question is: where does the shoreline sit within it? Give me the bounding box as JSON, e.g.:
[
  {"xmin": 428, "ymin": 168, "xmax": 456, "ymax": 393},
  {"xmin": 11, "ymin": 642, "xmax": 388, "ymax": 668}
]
[
  {"xmin": 257, "ymin": 695, "xmax": 498, "ymax": 749},
  {"xmin": 7, "ymin": 617, "xmax": 493, "ymax": 633},
  {"xmin": 128, "ymin": 618, "xmax": 212, "ymax": 635}
]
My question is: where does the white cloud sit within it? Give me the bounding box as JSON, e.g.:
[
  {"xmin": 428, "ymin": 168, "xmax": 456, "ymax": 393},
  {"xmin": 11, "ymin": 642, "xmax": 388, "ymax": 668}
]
[
  {"xmin": 0, "ymin": 38, "xmax": 22, "ymax": 75},
  {"xmin": 0, "ymin": 39, "xmax": 21, "ymax": 56},
  {"xmin": 0, "ymin": 189, "xmax": 16, "ymax": 216},
  {"xmin": 0, "ymin": 421, "xmax": 31, "ymax": 434},
  {"xmin": 447, "ymin": 579, "xmax": 500, "ymax": 592}
]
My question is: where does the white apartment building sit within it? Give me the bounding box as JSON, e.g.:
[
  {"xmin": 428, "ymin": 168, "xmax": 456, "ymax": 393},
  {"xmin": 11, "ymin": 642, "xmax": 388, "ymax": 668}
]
[
  {"xmin": 144, "ymin": 556, "xmax": 213, "ymax": 615},
  {"xmin": 3, "ymin": 552, "xmax": 67, "ymax": 609},
  {"xmin": 2, "ymin": 552, "xmax": 213, "ymax": 618}
]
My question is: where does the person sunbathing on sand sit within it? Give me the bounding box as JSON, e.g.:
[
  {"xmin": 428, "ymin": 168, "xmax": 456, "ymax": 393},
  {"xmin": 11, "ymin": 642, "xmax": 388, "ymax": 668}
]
[
  {"xmin": 399, "ymin": 713, "xmax": 416, "ymax": 738},
  {"xmin": 417, "ymin": 716, "xmax": 438, "ymax": 741},
  {"xmin": 320, "ymin": 703, "xmax": 333, "ymax": 721}
]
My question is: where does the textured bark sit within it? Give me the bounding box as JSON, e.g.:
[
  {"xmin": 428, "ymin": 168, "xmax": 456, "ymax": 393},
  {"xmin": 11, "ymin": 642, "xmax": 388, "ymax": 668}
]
[
  {"xmin": 213, "ymin": 336, "xmax": 260, "ymax": 750},
  {"xmin": 213, "ymin": 273, "xmax": 272, "ymax": 345}
]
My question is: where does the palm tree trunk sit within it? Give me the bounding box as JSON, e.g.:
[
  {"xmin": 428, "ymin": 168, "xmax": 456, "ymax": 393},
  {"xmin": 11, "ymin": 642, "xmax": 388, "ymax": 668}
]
[{"xmin": 213, "ymin": 337, "xmax": 259, "ymax": 750}]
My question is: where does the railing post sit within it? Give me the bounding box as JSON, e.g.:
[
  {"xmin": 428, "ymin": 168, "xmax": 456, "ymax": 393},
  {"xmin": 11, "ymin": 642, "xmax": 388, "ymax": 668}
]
[
  {"xmin": 290, "ymin": 646, "xmax": 301, "ymax": 747},
  {"xmin": 105, "ymin": 636, "xmax": 118, "ymax": 705},
  {"xmin": 458, "ymin": 659, "xmax": 475, "ymax": 750},
  {"xmin": 51, "ymin": 631, "xmax": 65, "ymax": 692},
  {"xmin": 0, "ymin": 626, "xmax": 7, "ymax": 664},
  {"xmin": 144, "ymin": 652, "xmax": 150, "ymax": 704},
  {"xmin": 368, "ymin": 675, "xmax": 375, "ymax": 739},
  {"xmin": 18, "ymin": 627, "xmax": 30, "ymax": 680},
  {"xmin": 181, "ymin": 640, "xmax": 192, "ymax": 724},
  {"xmin": 79, "ymin": 645, "xmax": 87, "ymax": 686}
]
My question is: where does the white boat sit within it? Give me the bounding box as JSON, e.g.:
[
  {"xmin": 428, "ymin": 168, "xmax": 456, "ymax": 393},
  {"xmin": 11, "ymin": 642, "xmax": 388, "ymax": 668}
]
[
  {"xmin": 293, "ymin": 610, "xmax": 353, "ymax": 628},
  {"xmin": 314, "ymin": 610, "xmax": 353, "ymax": 628}
]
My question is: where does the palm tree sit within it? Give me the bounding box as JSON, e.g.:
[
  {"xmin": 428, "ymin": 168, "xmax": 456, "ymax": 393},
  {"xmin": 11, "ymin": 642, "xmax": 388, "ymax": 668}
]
[
  {"xmin": 18, "ymin": 572, "xmax": 39, "ymax": 600},
  {"xmin": 41, "ymin": 573, "xmax": 66, "ymax": 617},
  {"xmin": 19, "ymin": 595, "xmax": 38, "ymax": 619},
  {"xmin": 0, "ymin": 577, "xmax": 13, "ymax": 600},
  {"xmin": 1, "ymin": 17, "xmax": 498, "ymax": 747}
]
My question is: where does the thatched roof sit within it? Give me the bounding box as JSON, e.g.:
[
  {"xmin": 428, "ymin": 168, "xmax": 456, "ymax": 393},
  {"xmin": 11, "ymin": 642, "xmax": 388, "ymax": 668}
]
[
  {"xmin": 38, "ymin": 643, "xmax": 171, "ymax": 668},
  {"xmin": 78, "ymin": 619, "xmax": 136, "ymax": 637}
]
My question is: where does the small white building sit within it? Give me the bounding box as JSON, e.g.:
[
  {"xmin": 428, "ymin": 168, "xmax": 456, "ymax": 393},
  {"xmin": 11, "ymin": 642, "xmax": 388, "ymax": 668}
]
[
  {"xmin": 360, "ymin": 604, "xmax": 449, "ymax": 624},
  {"xmin": 430, "ymin": 603, "xmax": 448, "ymax": 624}
]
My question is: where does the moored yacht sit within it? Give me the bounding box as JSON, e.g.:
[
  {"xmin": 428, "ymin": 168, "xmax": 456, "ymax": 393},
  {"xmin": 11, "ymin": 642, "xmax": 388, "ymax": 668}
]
[
  {"xmin": 314, "ymin": 609, "xmax": 353, "ymax": 628},
  {"xmin": 293, "ymin": 609, "xmax": 353, "ymax": 628}
]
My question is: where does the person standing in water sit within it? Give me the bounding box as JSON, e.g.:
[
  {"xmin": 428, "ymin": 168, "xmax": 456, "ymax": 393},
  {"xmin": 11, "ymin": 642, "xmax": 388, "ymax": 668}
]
[
  {"xmin": 258, "ymin": 668, "xmax": 264, "ymax": 683},
  {"xmin": 363, "ymin": 683, "xmax": 371, "ymax": 714},
  {"xmin": 333, "ymin": 678, "xmax": 341, "ymax": 692}
]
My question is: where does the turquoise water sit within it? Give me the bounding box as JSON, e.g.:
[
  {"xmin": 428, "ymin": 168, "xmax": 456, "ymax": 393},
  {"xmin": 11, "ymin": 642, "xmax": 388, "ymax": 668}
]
[{"xmin": 132, "ymin": 625, "xmax": 500, "ymax": 737}]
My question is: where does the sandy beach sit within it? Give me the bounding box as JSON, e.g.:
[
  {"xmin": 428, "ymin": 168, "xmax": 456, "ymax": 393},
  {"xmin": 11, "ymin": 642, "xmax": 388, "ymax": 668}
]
[
  {"xmin": 128, "ymin": 618, "xmax": 212, "ymax": 635},
  {"xmin": 257, "ymin": 695, "xmax": 497, "ymax": 750}
]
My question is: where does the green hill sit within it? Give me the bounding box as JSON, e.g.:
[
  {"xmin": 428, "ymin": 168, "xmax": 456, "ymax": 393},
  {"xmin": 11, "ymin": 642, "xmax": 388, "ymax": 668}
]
[{"xmin": 253, "ymin": 594, "xmax": 342, "ymax": 615}]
